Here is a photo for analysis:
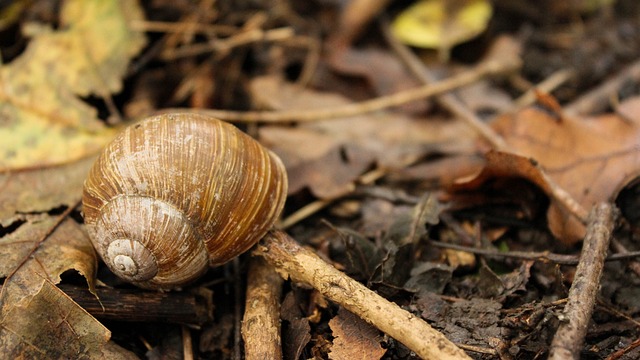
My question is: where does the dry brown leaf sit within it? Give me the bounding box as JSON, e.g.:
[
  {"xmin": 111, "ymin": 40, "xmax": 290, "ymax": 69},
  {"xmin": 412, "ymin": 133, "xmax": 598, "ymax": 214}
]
[
  {"xmin": 328, "ymin": 307, "xmax": 386, "ymax": 360},
  {"xmin": 0, "ymin": 156, "xmax": 94, "ymax": 220},
  {"xmin": 0, "ymin": 218, "xmax": 102, "ymax": 357},
  {"xmin": 1, "ymin": 218, "xmax": 97, "ymax": 309},
  {"xmin": 0, "ymin": 155, "xmax": 100, "ymax": 357},
  {"xmin": 0, "ymin": 280, "xmax": 109, "ymax": 359},
  {"xmin": 254, "ymin": 76, "xmax": 476, "ymax": 198},
  {"xmin": 0, "ymin": 156, "xmax": 95, "ymax": 277},
  {"xmin": 465, "ymin": 103, "xmax": 640, "ymax": 243}
]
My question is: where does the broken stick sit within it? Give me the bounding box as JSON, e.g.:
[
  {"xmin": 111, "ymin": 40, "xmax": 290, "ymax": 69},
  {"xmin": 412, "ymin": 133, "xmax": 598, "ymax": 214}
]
[
  {"xmin": 548, "ymin": 202, "xmax": 618, "ymax": 360},
  {"xmin": 255, "ymin": 230, "xmax": 471, "ymax": 360},
  {"xmin": 241, "ymin": 257, "xmax": 283, "ymax": 360}
]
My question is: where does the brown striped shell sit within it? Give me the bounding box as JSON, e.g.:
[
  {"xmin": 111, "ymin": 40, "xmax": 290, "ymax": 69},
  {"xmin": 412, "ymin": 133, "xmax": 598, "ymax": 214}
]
[{"xmin": 82, "ymin": 113, "xmax": 287, "ymax": 289}]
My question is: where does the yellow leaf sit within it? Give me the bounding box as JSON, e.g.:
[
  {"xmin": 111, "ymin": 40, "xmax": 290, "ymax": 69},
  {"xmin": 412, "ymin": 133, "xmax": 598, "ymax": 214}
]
[
  {"xmin": 0, "ymin": 0, "xmax": 146, "ymax": 171},
  {"xmin": 391, "ymin": 0, "xmax": 492, "ymax": 59}
]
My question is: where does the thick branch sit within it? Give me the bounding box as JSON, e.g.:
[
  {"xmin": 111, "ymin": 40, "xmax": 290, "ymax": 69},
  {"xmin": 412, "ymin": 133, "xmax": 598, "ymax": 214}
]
[
  {"xmin": 548, "ymin": 203, "xmax": 618, "ymax": 360},
  {"xmin": 255, "ymin": 230, "xmax": 471, "ymax": 360},
  {"xmin": 242, "ymin": 257, "xmax": 283, "ymax": 360}
]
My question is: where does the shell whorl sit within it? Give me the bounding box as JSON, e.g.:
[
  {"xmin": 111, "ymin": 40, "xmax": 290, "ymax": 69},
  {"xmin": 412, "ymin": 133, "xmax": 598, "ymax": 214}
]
[{"xmin": 82, "ymin": 113, "xmax": 288, "ymax": 289}]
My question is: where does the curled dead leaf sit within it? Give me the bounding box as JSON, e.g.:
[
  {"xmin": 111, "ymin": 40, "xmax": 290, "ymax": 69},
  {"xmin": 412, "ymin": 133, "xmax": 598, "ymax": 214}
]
[{"xmin": 456, "ymin": 103, "xmax": 640, "ymax": 243}]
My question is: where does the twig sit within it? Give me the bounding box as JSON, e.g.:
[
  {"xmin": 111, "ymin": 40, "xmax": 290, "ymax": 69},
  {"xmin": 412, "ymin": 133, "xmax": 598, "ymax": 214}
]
[
  {"xmin": 57, "ymin": 284, "xmax": 213, "ymax": 325},
  {"xmin": 606, "ymin": 336, "xmax": 640, "ymax": 360},
  {"xmin": 455, "ymin": 343, "xmax": 497, "ymax": 355},
  {"xmin": 430, "ymin": 240, "xmax": 640, "ymax": 265},
  {"xmin": 609, "ymin": 237, "xmax": 640, "ymax": 278},
  {"xmin": 163, "ymin": 27, "xmax": 296, "ymax": 60},
  {"xmin": 514, "ymin": 68, "xmax": 576, "ymax": 108},
  {"xmin": 161, "ymin": 58, "xmax": 520, "ymax": 123},
  {"xmin": 182, "ymin": 326, "xmax": 194, "ymax": 360},
  {"xmin": 255, "ymin": 230, "xmax": 471, "ymax": 360},
  {"xmin": 241, "ymin": 257, "xmax": 283, "ymax": 360},
  {"xmin": 565, "ymin": 59, "xmax": 640, "ymax": 116},
  {"xmin": 233, "ymin": 258, "xmax": 242, "ymax": 360},
  {"xmin": 533, "ymin": 157, "xmax": 590, "ymax": 222},
  {"xmin": 130, "ymin": 20, "xmax": 238, "ymax": 36},
  {"xmin": 548, "ymin": 203, "xmax": 618, "ymax": 360}
]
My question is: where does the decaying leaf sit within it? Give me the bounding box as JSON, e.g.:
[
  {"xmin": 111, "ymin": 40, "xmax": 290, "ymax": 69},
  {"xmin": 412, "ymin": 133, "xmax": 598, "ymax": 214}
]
[
  {"xmin": 0, "ymin": 156, "xmax": 94, "ymax": 219},
  {"xmin": 463, "ymin": 103, "xmax": 640, "ymax": 243},
  {"xmin": 328, "ymin": 307, "xmax": 386, "ymax": 360},
  {"xmin": 0, "ymin": 156, "xmax": 95, "ymax": 278},
  {"xmin": 403, "ymin": 261, "xmax": 453, "ymax": 294},
  {"xmin": 0, "ymin": 218, "xmax": 102, "ymax": 357},
  {"xmin": 0, "ymin": 281, "xmax": 110, "ymax": 359},
  {"xmin": 371, "ymin": 194, "xmax": 440, "ymax": 292},
  {"xmin": 331, "ymin": 225, "xmax": 384, "ymax": 282},
  {"xmin": 0, "ymin": 0, "xmax": 146, "ymax": 171},
  {"xmin": 0, "ymin": 160, "xmax": 99, "ymax": 356},
  {"xmin": 329, "ymin": 194, "xmax": 444, "ymax": 293},
  {"xmin": 476, "ymin": 261, "xmax": 532, "ymax": 299},
  {"xmin": 423, "ymin": 296, "xmax": 504, "ymax": 347}
]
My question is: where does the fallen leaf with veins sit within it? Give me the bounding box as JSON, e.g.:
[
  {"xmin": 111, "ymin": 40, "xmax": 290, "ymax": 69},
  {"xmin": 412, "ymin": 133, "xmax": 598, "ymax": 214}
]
[
  {"xmin": 459, "ymin": 103, "xmax": 640, "ymax": 243},
  {"xmin": 0, "ymin": 218, "xmax": 103, "ymax": 358}
]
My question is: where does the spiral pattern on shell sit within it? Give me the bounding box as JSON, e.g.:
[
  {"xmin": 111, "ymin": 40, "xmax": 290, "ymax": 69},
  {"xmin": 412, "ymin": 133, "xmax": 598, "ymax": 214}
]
[{"xmin": 82, "ymin": 113, "xmax": 288, "ymax": 289}]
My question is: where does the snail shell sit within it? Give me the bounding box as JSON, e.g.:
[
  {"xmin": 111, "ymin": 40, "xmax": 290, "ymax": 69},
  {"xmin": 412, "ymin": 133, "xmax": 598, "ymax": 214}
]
[{"xmin": 82, "ymin": 113, "xmax": 288, "ymax": 289}]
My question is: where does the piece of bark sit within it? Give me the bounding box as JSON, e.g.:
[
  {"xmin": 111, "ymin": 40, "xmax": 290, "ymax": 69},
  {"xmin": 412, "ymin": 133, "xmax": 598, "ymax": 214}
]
[
  {"xmin": 548, "ymin": 203, "xmax": 618, "ymax": 360},
  {"xmin": 242, "ymin": 257, "xmax": 283, "ymax": 360},
  {"xmin": 58, "ymin": 284, "xmax": 213, "ymax": 325},
  {"xmin": 255, "ymin": 230, "xmax": 471, "ymax": 360}
]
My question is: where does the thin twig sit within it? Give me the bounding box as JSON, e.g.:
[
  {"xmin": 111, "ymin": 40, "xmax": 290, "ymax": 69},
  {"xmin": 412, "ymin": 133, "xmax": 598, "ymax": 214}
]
[
  {"xmin": 160, "ymin": 58, "xmax": 520, "ymax": 123},
  {"xmin": 129, "ymin": 20, "xmax": 238, "ymax": 36},
  {"xmin": 182, "ymin": 326, "xmax": 194, "ymax": 360},
  {"xmin": 548, "ymin": 203, "xmax": 618, "ymax": 360},
  {"xmin": 534, "ymin": 158, "xmax": 589, "ymax": 222},
  {"xmin": 430, "ymin": 240, "xmax": 640, "ymax": 265},
  {"xmin": 606, "ymin": 336, "xmax": 640, "ymax": 360},
  {"xmin": 455, "ymin": 343, "xmax": 497, "ymax": 355},
  {"xmin": 514, "ymin": 68, "xmax": 576, "ymax": 108},
  {"xmin": 610, "ymin": 237, "xmax": 640, "ymax": 278},
  {"xmin": 256, "ymin": 230, "xmax": 471, "ymax": 360},
  {"xmin": 380, "ymin": 18, "xmax": 510, "ymax": 151},
  {"xmin": 163, "ymin": 27, "xmax": 296, "ymax": 60},
  {"xmin": 565, "ymin": 59, "xmax": 640, "ymax": 116}
]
